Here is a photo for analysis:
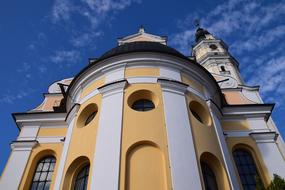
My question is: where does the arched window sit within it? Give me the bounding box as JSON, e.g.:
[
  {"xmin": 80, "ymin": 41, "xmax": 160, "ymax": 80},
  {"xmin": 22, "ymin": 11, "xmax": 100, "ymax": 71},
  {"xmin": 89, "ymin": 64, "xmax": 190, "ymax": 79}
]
[
  {"xmin": 200, "ymin": 161, "xmax": 218, "ymax": 190},
  {"xmin": 30, "ymin": 156, "xmax": 56, "ymax": 190},
  {"xmin": 233, "ymin": 149, "xmax": 261, "ymax": 190},
  {"xmin": 74, "ymin": 164, "xmax": 90, "ymax": 190}
]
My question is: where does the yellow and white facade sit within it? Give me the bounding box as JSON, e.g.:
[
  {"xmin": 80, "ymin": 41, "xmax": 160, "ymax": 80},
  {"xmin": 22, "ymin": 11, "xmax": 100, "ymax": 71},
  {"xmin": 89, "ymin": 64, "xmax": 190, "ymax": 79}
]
[{"xmin": 1, "ymin": 27, "xmax": 285, "ymax": 190}]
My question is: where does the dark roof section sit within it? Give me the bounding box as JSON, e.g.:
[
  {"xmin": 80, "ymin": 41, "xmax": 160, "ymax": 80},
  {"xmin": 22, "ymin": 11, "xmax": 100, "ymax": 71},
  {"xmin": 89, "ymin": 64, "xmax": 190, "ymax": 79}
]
[
  {"xmin": 66, "ymin": 41, "xmax": 226, "ymax": 108},
  {"xmin": 99, "ymin": 41, "xmax": 186, "ymax": 61}
]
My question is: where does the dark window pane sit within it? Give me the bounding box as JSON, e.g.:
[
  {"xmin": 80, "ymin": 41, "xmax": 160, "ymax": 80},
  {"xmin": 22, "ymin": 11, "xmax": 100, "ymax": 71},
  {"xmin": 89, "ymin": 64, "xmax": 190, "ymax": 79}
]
[
  {"xmin": 201, "ymin": 161, "xmax": 218, "ymax": 190},
  {"xmin": 44, "ymin": 182, "xmax": 50, "ymax": 190},
  {"xmin": 190, "ymin": 108, "xmax": 203, "ymax": 123},
  {"xmin": 30, "ymin": 156, "xmax": 56, "ymax": 190},
  {"xmin": 74, "ymin": 164, "xmax": 90, "ymax": 190},
  {"xmin": 85, "ymin": 111, "xmax": 97, "ymax": 126},
  {"xmin": 132, "ymin": 99, "xmax": 154, "ymax": 111},
  {"xmin": 233, "ymin": 149, "xmax": 262, "ymax": 190}
]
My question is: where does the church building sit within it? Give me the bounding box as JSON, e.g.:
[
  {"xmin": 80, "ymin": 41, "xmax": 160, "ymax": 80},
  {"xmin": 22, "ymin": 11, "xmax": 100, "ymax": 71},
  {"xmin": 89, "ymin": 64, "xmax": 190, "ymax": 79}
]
[{"xmin": 1, "ymin": 27, "xmax": 285, "ymax": 190}]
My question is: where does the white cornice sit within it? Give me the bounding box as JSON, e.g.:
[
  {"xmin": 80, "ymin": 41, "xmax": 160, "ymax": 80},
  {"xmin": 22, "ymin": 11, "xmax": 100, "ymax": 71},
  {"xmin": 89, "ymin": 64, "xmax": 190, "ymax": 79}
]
[
  {"xmin": 222, "ymin": 104, "xmax": 274, "ymax": 121},
  {"xmin": 11, "ymin": 140, "xmax": 38, "ymax": 151},
  {"xmin": 158, "ymin": 79, "xmax": 188, "ymax": 95},
  {"xmin": 13, "ymin": 112, "xmax": 67, "ymax": 129},
  {"xmin": 250, "ymin": 132, "xmax": 278, "ymax": 143},
  {"xmin": 98, "ymin": 80, "xmax": 128, "ymax": 98}
]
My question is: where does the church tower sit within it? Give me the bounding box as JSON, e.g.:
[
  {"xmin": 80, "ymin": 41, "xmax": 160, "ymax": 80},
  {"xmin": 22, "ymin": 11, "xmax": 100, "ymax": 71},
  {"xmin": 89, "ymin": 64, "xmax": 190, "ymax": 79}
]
[{"xmin": 192, "ymin": 27, "xmax": 244, "ymax": 89}]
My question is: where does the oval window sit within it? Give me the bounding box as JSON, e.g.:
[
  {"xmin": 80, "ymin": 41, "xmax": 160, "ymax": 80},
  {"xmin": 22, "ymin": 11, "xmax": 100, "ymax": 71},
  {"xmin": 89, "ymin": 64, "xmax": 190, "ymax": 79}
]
[
  {"xmin": 189, "ymin": 101, "xmax": 211, "ymax": 126},
  {"xmin": 84, "ymin": 111, "xmax": 97, "ymax": 126},
  {"xmin": 132, "ymin": 99, "xmax": 155, "ymax": 111},
  {"xmin": 77, "ymin": 104, "xmax": 98, "ymax": 128},
  {"xmin": 190, "ymin": 108, "xmax": 203, "ymax": 123}
]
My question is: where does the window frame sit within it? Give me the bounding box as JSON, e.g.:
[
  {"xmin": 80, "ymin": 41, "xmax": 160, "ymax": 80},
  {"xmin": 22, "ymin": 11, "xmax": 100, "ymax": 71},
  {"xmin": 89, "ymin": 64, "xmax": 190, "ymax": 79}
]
[
  {"xmin": 73, "ymin": 164, "xmax": 90, "ymax": 190},
  {"xmin": 200, "ymin": 161, "xmax": 219, "ymax": 190},
  {"xmin": 30, "ymin": 156, "xmax": 56, "ymax": 190},
  {"xmin": 233, "ymin": 149, "xmax": 262, "ymax": 190}
]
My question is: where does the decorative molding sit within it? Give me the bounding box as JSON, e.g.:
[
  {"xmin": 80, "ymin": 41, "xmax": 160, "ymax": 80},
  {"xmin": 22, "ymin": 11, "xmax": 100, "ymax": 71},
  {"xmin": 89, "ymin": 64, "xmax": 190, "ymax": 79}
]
[
  {"xmin": 158, "ymin": 78, "xmax": 188, "ymax": 95},
  {"xmin": 127, "ymin": 76, "xmax": 158, "ymax": 84},
  {"xmin": 13, "ymin": 112, "xmax": 66, "ymax": 129},
  {"xmin": 79, "ymin": 89, "xmax": 100, "ymax": 104},
  {"xmin": 98, "ymin": 80, "xmax": 127, "ymax": 98},
  {"xmin": 250, "ymin": 132, "xmax": 278, "ymax": 143},
  {"xmin": 65, "ymin": 104, "xmax": 80, "ymax": 124},
  {"xmin": 37, "ymin": 136, "xmax": 65, "ymax": 144},
  {"xmin": 187, "ymin": 86, "xmax": 206, "ymax": 100},
  {"xmin": 222, "ymin": 104, "xmax": 274, "ymax": 121},
  {"xmin": 10, "ymin": 140, "xmax": 38, "ymax": 151}
]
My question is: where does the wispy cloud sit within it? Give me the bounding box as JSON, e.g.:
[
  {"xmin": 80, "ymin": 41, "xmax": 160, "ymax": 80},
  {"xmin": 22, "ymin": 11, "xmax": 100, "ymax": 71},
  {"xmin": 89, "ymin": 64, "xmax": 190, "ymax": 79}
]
[
  {"xmin": 50, "ymin": 50, "xmax": 81, "ymax": 66},
  {"xmin": 0, "ymin": 89, "xmax": 36, "ymax": 104},
  {"xmin": 51, "ymin": 0, "xmax": 140, "ymax": 47}
]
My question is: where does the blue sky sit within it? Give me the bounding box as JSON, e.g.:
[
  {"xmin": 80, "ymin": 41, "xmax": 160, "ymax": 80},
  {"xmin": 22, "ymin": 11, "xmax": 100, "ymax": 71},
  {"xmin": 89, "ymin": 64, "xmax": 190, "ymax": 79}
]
[{"xmin": 0, "ymin": 0, "xmax": 285, "ymax": 174}]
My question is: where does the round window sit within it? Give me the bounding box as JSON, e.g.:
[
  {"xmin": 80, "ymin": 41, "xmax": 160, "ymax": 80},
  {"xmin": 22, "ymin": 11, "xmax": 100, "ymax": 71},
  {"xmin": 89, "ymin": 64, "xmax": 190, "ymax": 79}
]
[
  {"xmin": 189, "ymin": 101, "xmax": 211, "ymax": 125},
  {"xmin": 127, "ymin": 90, "xmax": 158, "ymax": 112},
  {"xmin": 132, "ymin": 99, "xmax": 155, "ymax": 111},
  {"xmin": 209, "ymin": 44, "xmax": 217, "ymax": 50},
  {"xmin": 77, "ymin": 104, "xmax": 98, "ymax": 127}
]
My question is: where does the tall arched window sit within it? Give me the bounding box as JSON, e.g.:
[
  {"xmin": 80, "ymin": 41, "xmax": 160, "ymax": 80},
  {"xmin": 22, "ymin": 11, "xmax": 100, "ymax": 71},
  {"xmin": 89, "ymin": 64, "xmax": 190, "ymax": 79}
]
[
  {"xmin": 200, "ymin": 161, "xmax": 218, "ymax": 190},
  {"xmin": 30, "ymin": 156, "xmax": 56, "ymax": 190},
  {"xmin": 233, "ymin": 149, "xmax": 261, "ymax": 190},
  {"xmin": 74, "ymin": 164, "xmax": 90, "ymax": 190}
]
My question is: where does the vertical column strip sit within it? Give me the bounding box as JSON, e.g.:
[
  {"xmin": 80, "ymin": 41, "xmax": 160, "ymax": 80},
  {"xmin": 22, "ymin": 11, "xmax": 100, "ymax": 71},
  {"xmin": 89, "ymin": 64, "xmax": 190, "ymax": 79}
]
[{"xmin": 90, "ymin": 80, "xmax": 127, "ymax": 190}]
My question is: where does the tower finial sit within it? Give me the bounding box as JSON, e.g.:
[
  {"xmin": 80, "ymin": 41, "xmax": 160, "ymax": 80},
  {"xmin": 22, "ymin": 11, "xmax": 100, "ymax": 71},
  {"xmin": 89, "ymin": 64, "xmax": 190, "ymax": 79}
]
[
  {"xmin": 139, "ymin": 25, "xmax": 145, "ymax": 33},
  {"xmin": 193, "ymin": 19, "xmax": 200, "ymax": 29}
]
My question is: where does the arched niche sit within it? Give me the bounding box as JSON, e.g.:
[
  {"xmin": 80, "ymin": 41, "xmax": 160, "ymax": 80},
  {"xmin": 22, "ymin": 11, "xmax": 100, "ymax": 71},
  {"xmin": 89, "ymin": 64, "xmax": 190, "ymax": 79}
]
[
  {"xmin": 125, "ymin": 142, "xmax": 167, "ymax": 190},
  {"xmin": 200, "ymin": 152, "xmax": 230, "ymax": 190},
  {"xmin": 62, "ymin": 156, "xmax": 90, "ymax": 190}
]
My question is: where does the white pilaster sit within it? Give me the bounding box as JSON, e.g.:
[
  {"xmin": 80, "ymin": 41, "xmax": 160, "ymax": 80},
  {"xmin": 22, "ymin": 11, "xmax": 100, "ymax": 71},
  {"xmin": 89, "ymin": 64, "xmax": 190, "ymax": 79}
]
[
  {"xmin": 0, "ymin": 140, "xmax": 37, "ymax": 189},
  {"xmin": 53, "ymin": 104, "xmax": 80, "ymax": 190},
  {"xmin": 90, "ymin": 80, "xmax": 127, "ymax": 190},
  {"xmin": 158, "ymin": 79, "xmax": 202, "ymax": 190},
  {"xmin": 208, "ymin": 101, "xmax": 241, "ymax": 190},
  {"xmin": 160, "ymin": 67, "xmax": 181, "ymax": 81},
  {"xmin": 250, "ymin": 132, "xmax": 285, "ymax": 178}
]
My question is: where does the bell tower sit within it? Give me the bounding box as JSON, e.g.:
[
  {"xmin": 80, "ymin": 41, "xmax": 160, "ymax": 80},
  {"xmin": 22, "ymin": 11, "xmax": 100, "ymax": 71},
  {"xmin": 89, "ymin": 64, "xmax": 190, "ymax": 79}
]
[{"xmin": 192, "ymin": 27, "xmax": 243, "ymax": 88}]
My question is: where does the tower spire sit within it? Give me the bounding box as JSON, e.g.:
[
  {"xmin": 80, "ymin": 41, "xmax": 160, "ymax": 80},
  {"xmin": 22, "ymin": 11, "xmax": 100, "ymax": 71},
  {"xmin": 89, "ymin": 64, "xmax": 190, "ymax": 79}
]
[{"xmin": 139, "ymin": 25, "xmax": 145, "ymax": 33}]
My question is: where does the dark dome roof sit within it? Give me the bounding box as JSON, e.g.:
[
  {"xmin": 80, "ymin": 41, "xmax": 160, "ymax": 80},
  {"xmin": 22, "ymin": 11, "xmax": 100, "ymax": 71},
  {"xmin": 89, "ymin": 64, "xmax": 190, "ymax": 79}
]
[
  {"xmin": 98, "ymin": 41, "xmax": 187, "ymax": 61},
  {"xmin": 195, "ymin": 27, "xmax": 210, "ymax": 43}
]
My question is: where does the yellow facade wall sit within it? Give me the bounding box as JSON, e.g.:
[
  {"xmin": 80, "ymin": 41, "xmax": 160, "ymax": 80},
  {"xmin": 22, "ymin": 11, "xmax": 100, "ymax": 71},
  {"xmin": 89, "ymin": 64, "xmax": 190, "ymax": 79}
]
[
  {"xmin": 19, "ymin": 143, "xmax": 63, "ymax": 190},
  {"xmin": 120, "ymin": 83, "xmax": 172, "ymax": 190},
  {"xmin": 223, "ymin": 91, "xmax": 253, "ymax": 105},
  {"xmin": 221, "ymin": 120, "xmax": 250, "ymax": 131},
  {"xmin": 37, "ymin": 127, "xmax": 67, "ymax": 137},
  {"xmin": 186, "ymin": 93, "xmax": 231, "ymax": 190},
  {"xmin": 181, "ymin": 73, "xmax": 203, "ymax": 92},
  {"xmin": 125, "ymin": 67, "xmax": 160, "ymax": 77},
  {"xmin": 80, "ymin": 77, "xmax": 105, "ymax": 99},
  {"xmin": 226, "ymin": 137, "xmax": 271, "ymax": 186},
  {"xmin": 60, "ymin": 94, "xmax": 102, "ymax": 189}
]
